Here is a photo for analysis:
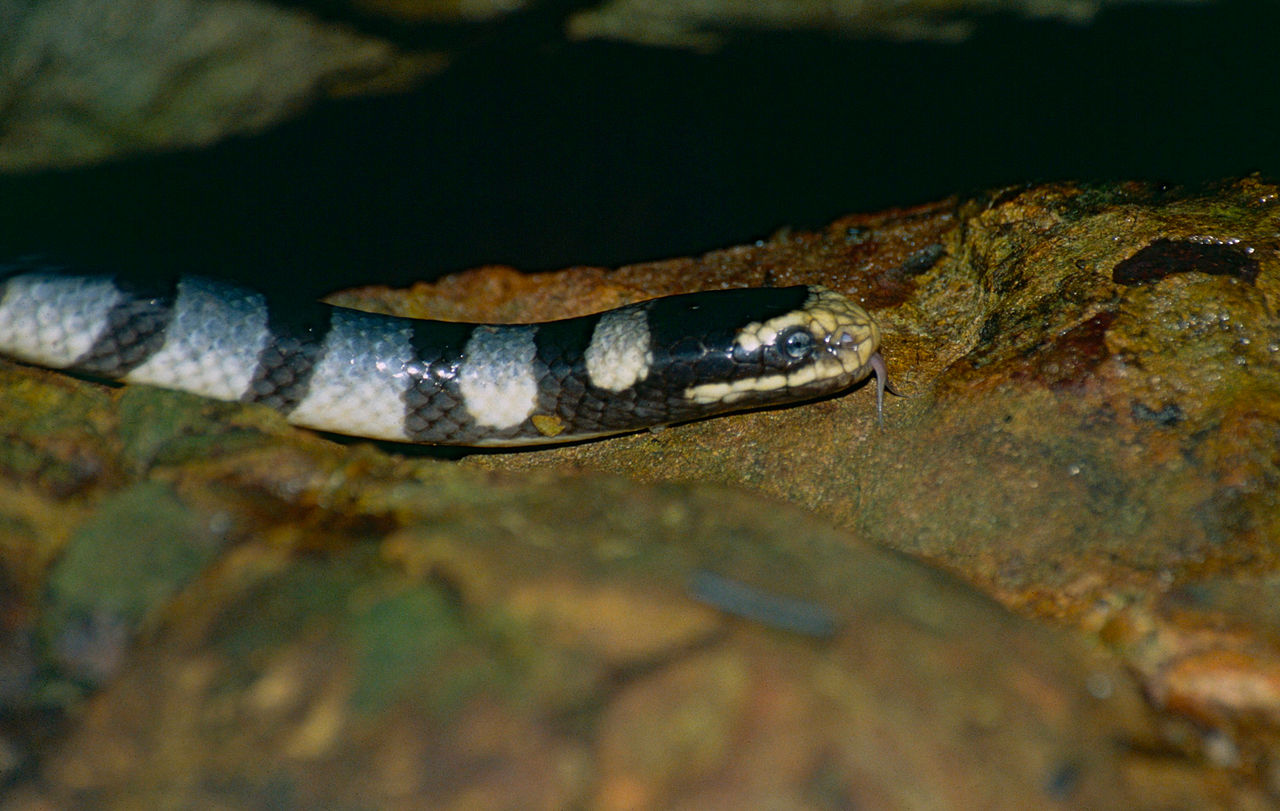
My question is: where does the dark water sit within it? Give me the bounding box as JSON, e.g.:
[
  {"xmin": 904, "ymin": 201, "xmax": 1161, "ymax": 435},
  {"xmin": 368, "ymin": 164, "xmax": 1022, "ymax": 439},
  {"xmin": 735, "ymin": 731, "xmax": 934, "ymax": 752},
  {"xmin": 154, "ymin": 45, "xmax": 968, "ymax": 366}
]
[{"xmin": 1, "ymin": 0, "xmax": 1276, "ymax": 298}]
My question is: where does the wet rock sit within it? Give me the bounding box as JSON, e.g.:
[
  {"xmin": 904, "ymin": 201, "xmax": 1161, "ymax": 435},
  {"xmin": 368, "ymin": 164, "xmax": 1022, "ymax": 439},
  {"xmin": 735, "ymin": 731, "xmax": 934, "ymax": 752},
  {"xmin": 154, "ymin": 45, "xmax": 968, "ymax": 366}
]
[
  {"xmin": 12, "ymin": 472, "xmax": 1159, "ymax": 808},
  {"xmin": 2, "ymin": 177, "xmax": 1277, "ymax": 805},
  {"xmin": 0, "ymin": 0, "xmax": 434, "ymax": 171},
  {"xmin": 446, "ymin": 177, "xmax": 1280, "ymax": 800}
]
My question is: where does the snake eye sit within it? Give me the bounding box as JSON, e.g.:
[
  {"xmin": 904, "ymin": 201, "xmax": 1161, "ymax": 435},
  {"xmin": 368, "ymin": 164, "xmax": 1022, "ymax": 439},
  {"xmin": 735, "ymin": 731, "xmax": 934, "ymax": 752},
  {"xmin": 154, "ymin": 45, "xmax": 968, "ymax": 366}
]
[{"xmin": 779, "ymin": 326, "xmax": 815, "ymax": 360}]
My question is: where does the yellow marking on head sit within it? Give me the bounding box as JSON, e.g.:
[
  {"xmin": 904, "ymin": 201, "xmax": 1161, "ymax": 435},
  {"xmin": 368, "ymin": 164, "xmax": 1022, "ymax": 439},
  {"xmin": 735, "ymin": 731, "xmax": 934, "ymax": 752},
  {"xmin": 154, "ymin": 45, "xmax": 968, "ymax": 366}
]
[{"xmin": 683, "ymin": 286, "xmax": 882, "ymax": 406}]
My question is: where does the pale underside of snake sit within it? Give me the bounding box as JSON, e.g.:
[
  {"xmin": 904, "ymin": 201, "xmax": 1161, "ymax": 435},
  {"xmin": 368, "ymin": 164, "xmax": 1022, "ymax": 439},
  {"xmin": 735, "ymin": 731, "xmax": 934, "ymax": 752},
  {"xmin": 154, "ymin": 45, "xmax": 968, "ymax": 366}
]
[{"xmin": 0, "ymin": 261, "xmax": 891, "ymax": 447}]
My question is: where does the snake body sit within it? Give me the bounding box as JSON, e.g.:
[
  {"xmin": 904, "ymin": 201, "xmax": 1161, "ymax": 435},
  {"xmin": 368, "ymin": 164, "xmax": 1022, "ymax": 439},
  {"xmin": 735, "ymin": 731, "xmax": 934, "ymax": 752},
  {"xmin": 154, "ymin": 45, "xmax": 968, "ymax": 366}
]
[{"xmin": 0, "ymin": 261, "xmax": 888, "ymax": 446}]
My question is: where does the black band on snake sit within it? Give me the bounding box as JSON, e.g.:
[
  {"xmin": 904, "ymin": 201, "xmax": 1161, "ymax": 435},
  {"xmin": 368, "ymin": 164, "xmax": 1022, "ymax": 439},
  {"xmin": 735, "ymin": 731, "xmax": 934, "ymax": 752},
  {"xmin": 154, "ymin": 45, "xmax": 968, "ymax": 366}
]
[{"xmin": 0, "ymin": 261, "xmax": 890, "ymax": 446}]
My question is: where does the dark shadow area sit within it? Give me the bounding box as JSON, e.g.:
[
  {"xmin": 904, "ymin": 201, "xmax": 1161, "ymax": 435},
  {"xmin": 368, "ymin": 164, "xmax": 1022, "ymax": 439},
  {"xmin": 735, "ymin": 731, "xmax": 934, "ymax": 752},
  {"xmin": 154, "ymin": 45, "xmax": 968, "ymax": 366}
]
[{"xmin": 0, "ymin": 1, "xmax": 1275, "ymax": 299}]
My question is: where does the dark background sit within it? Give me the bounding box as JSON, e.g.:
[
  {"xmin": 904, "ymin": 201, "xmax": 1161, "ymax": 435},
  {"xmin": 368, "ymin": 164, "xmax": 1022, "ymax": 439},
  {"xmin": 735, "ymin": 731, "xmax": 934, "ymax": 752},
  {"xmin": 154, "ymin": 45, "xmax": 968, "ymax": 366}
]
[{"xmin": 1, "ymin": 0, "xmax": 1276, "ymax": 298}]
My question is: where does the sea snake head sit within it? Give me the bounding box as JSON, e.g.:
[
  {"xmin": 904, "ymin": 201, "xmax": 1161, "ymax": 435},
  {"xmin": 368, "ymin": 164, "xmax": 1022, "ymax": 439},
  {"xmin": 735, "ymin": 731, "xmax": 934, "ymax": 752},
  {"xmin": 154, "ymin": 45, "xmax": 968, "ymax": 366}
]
[{"xmin": 675, "ymin": 285, "xmax": 887, "ymax": 419}]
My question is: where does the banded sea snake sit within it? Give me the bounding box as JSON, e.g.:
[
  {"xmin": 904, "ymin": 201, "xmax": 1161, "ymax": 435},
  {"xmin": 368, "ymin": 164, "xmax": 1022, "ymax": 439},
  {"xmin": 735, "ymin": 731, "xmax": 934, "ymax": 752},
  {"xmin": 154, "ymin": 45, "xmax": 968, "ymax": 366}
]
[{"xmin": 0, "ymin": 261, "xmax": 890, "ymax": 446}]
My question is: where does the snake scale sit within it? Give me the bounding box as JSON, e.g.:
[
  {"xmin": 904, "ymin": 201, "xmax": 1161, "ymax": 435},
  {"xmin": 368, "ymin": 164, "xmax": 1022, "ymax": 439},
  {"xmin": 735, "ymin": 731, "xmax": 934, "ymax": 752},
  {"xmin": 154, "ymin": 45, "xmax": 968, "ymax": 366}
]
[{"xmin": 0, "ymin": 260, "xmax": 889, "ymax": 446}]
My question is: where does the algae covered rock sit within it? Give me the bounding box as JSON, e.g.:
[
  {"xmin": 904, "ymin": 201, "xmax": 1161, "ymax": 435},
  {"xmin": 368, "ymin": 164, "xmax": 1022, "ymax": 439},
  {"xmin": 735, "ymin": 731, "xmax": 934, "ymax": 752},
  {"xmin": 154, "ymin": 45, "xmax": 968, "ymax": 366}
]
[{"xmin": 2, "ymin": 178, "xmax": 1278, "ymax": 806}]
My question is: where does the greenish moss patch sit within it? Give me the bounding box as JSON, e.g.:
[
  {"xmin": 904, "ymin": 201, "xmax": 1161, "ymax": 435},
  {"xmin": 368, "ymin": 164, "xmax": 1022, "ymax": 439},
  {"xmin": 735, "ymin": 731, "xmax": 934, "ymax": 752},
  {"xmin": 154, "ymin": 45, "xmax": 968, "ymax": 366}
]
[{"xmin": 45, "ymin": 481, "xmax": 225, "ymax": 634}]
